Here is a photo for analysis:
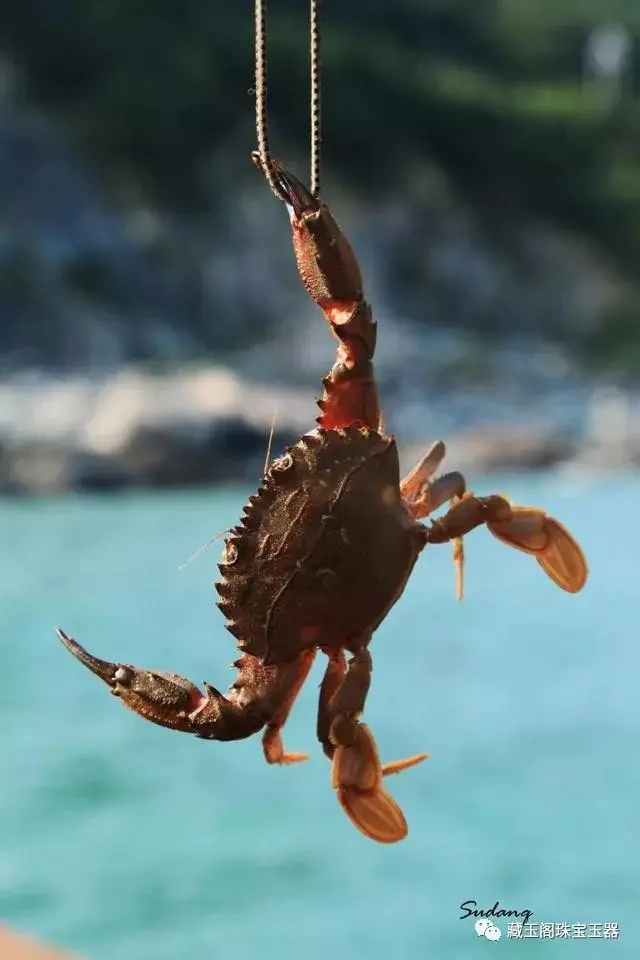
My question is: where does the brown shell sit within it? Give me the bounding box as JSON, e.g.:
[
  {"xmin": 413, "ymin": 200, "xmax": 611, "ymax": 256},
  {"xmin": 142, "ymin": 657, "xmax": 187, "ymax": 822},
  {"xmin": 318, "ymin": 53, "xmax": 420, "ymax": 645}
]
[{"xmin": 214, "ymin": 426, "xmax": 424, "ymax": 665}]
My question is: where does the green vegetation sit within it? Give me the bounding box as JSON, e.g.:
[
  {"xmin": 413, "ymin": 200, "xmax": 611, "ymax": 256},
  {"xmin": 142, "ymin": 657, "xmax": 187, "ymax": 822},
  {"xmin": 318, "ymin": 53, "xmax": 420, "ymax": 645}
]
[{"xmin": 3, "ymin": 1, "xmax": 640, "ymax": 370}]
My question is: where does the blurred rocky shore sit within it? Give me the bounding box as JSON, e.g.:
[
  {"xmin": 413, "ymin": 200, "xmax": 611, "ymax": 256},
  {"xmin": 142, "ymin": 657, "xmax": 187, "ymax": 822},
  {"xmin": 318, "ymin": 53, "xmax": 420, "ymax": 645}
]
[
  {"xmin": 1, "ymin": 107, "xmax": 639, "ymax": 496},
  {"xmin": 0, "ymin": 367, "xmax": 638, "ymax": 495}
]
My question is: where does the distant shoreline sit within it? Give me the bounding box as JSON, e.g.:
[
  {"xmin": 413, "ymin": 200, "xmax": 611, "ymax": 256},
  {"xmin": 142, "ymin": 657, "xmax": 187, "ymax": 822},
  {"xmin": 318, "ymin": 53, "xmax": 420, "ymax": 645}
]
[{"xmin": 0, "ymin": 367, "xmax": 638, "ymax": 495}]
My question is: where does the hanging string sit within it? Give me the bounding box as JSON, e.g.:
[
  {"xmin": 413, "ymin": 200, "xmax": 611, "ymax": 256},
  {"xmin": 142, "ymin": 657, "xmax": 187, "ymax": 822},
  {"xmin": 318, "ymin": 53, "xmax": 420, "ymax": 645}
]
[
  {"xmin": 309, "ymin": 0, "xmax": 322, "ymax": 198},
  {"xmin": 254, "ymin": 0, "xmax": 285, "ymax": 200},
  {"xmin": 254, "ymin": 0, "xmax": 323, "ymax": 200}
]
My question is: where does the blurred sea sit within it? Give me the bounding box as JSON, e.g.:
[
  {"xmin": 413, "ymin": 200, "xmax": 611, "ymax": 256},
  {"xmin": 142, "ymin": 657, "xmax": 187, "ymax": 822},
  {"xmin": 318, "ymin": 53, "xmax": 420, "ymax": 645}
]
[{"xmin": 0, "ymin": 475, "xmax": 636, "ymax": 959}]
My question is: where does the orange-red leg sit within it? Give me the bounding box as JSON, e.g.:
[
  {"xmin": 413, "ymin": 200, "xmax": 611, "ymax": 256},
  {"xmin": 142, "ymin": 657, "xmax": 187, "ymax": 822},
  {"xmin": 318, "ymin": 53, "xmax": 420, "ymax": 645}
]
[
  {"xmin": 419, "ymin": 492, "xmax": 588, "ymax": 595},
  {"xmin": 400, "ymin": 440, "xmax": 467, "ymax": 597},
  {"xmin": 261, "ymin": 648, "xmax": 316, "ymax": 765},
  {"xmin": 400, "ymin": 439, "xmax": 588, "ymax": 596},
  {"xmin": 317, "ymin": 645, "xmax": 428, "ymax": 843}
]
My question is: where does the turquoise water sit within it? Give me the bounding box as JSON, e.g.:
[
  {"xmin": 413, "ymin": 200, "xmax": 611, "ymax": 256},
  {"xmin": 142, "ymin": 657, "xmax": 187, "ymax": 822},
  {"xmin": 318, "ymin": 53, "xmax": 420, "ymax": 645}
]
[{"xmin": 0, "ymin": 474, "xmax": 636, "ymax": 959}]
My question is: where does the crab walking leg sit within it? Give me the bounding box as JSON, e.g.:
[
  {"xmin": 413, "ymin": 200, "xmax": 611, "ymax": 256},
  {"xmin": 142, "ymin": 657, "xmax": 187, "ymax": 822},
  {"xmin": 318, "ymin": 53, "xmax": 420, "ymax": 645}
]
[
  {"xmin": 424, "ymin": 492, "xmax": 513, "ymax": 600},
  {"xmin": 319, "ymin": 646, "xmax": 428, "ymax": 843},
  {"xmin": 252, "ymin": 154, "xmax": 380, "ymax": 431},
  {"xmin": 401, "ymin": 443, "xmax": 588, "ymax": 596},
  {"xmin": 317, "ymin": 648, "xmax": 347, "ymax": 760},
  {"xmin": 261, "ymin": 648, "xmax": 316, "ymax": 765},
  {"xmin": 56, "ymin": 629, "xmax": 310, "ymax": 760},
  {"xmin": 423, "ymin": 494, "xmax": 588, "ymax": 594},
  {"xmin": 400, "ymin": 440, "xmax": 468, "ymax": 599},
  {"xmin": 400, "ymin": 441, "xmax": 463, "ymax": 516},
  {"xmin": 425, "ymin": 492, "xmax": 513, "ymax": 547}
]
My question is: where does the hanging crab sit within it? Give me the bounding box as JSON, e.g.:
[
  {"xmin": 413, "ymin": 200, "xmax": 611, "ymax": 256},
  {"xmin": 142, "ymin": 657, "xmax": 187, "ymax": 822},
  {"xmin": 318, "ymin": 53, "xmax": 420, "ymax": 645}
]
[{"xmin": 57, "ymin": 155, "xmax": 587, "ymax": 844}]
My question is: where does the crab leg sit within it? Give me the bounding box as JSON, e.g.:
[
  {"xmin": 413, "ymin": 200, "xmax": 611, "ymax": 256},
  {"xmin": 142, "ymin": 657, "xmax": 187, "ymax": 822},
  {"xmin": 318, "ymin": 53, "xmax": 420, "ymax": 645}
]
[
  {"xmin": 487, "ymin": 505, "xmax": 588, "ymax": 594},
  {"xmin": 400, "ymin": 441, "xmax": 466, "ymax": 518},
  {"xmin": 56, "ymin": 629, "xmax": 310, "ymax": 762},
  {"xmin": 399, "ymin": 440, "xmax": 587, "ymax": 595},
  {"xmin": 400, "ymin": 440, "xmax": 468, "ymax": 598},
  {"xmin": 331, "ymin": 724, "xmax": 427, "ymax": 844},
  {"xmin": 261, "ymin": 648, "xmax": 315, "ymax": 765},
  {"xmin": 253, "ymin": 153, "xmax": 380, "ymax": 431},
  {"xmin": 316, "ymin": 648, "xmax": 347, "ymax": 760},
  {"xmin": 317, "ymin": 646, "xmax": 428, "ymax": 843},
  {"xmin": 422, "ymin": 493, "xmax": 588, "ymax": 594}
]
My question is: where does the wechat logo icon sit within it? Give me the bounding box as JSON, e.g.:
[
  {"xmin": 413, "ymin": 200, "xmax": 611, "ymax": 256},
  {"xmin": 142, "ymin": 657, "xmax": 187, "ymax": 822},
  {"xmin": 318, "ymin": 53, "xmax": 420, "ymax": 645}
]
[{"xmin": 475, "ymin": 919, "xmax": 502, "ymax": 941}]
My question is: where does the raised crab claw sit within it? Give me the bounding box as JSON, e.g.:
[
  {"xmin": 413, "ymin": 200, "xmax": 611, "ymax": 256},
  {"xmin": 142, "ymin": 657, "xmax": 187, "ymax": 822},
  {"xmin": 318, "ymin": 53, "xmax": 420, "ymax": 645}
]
[{"xmin": 57, "ymin": 154, "xmax": 588, "ymax": 844}]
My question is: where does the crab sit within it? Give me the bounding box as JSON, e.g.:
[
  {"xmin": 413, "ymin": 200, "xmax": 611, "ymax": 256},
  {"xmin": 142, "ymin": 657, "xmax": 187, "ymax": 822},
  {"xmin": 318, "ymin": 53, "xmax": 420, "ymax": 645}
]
[{"xmin": 57, "ymin": 155, "xmax": 588, "ymax": 844}]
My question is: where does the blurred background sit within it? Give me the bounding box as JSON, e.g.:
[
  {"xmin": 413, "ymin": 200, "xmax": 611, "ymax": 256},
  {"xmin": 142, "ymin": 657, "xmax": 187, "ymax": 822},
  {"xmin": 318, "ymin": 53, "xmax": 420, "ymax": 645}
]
[{"xmin": 0, "ymin": 2, "xmax": 638, "ymax": 958}]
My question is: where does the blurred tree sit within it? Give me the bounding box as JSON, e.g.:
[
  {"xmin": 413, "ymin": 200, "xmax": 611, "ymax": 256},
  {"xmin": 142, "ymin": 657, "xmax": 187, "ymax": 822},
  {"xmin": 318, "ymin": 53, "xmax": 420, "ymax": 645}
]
[
  {"xmin": 2, "ymin": 1, "xmax": 639, "ymax": 217},
  {"xmin": 1, "ymin": 0, "xmax": 640, "ymax": 367}
]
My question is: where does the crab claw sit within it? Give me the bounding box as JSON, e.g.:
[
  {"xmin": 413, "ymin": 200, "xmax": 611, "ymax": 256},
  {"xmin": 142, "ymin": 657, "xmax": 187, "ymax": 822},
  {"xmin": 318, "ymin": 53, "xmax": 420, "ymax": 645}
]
[
  {"xmin": 487, "ymin": 507, "xmax": 588, "ymax": 593},
  {"xmin": 331, "ymin": 724, "xmax": 428, "ymax": 843},
  {"xmin": 56, "ymin": 628, "xmax": 120, "ymax": 685},
  {"xmin": 55, "ymin": 628, "xmax": 272, "ymax": 742},
  {"xmin": 252, "ymin": 150, "xmax": 364, "ymax": 313},
  {"xmin": 251, "ymin": 151, "xmax": 319, "ymax": 217},
  {"xmin": 56, "ymin": 627, "xmax": 210, "ymax": 731}
]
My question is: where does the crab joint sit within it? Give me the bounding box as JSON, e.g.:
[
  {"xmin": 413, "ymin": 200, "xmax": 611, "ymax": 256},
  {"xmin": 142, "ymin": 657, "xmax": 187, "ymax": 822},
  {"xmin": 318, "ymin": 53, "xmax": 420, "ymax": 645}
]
[{"xmin": 331, "ymin": 723, "xmax": 428, "ymax": 844}]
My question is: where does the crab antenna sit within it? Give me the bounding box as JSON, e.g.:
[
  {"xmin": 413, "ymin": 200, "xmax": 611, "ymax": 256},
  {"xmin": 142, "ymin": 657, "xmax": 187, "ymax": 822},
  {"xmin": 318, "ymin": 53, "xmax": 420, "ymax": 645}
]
[
  {"xmin": 178, "ymin": 528, "xmax": 229, "ymax": 571},
  {"xmin": 263, "ymin": 404, "xmax": 279, "ymax": 475}
]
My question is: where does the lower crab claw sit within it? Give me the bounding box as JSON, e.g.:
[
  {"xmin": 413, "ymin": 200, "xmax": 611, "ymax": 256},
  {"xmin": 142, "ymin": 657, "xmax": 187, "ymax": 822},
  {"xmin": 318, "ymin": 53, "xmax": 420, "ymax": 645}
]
[
  {"xmin": 331, "ymin": 724, "xmax": 428, "ymax": 843},
  {"xmin": 56, "ymin": 627, "xmax": 207, "ymax": 731},
  {"xmin": 56, "ymin": 628, "xmax": 119, "ymax": 684},
  {"xmin": 487, "ymin": 507, "xmax": 588, "ymax": 593}
]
